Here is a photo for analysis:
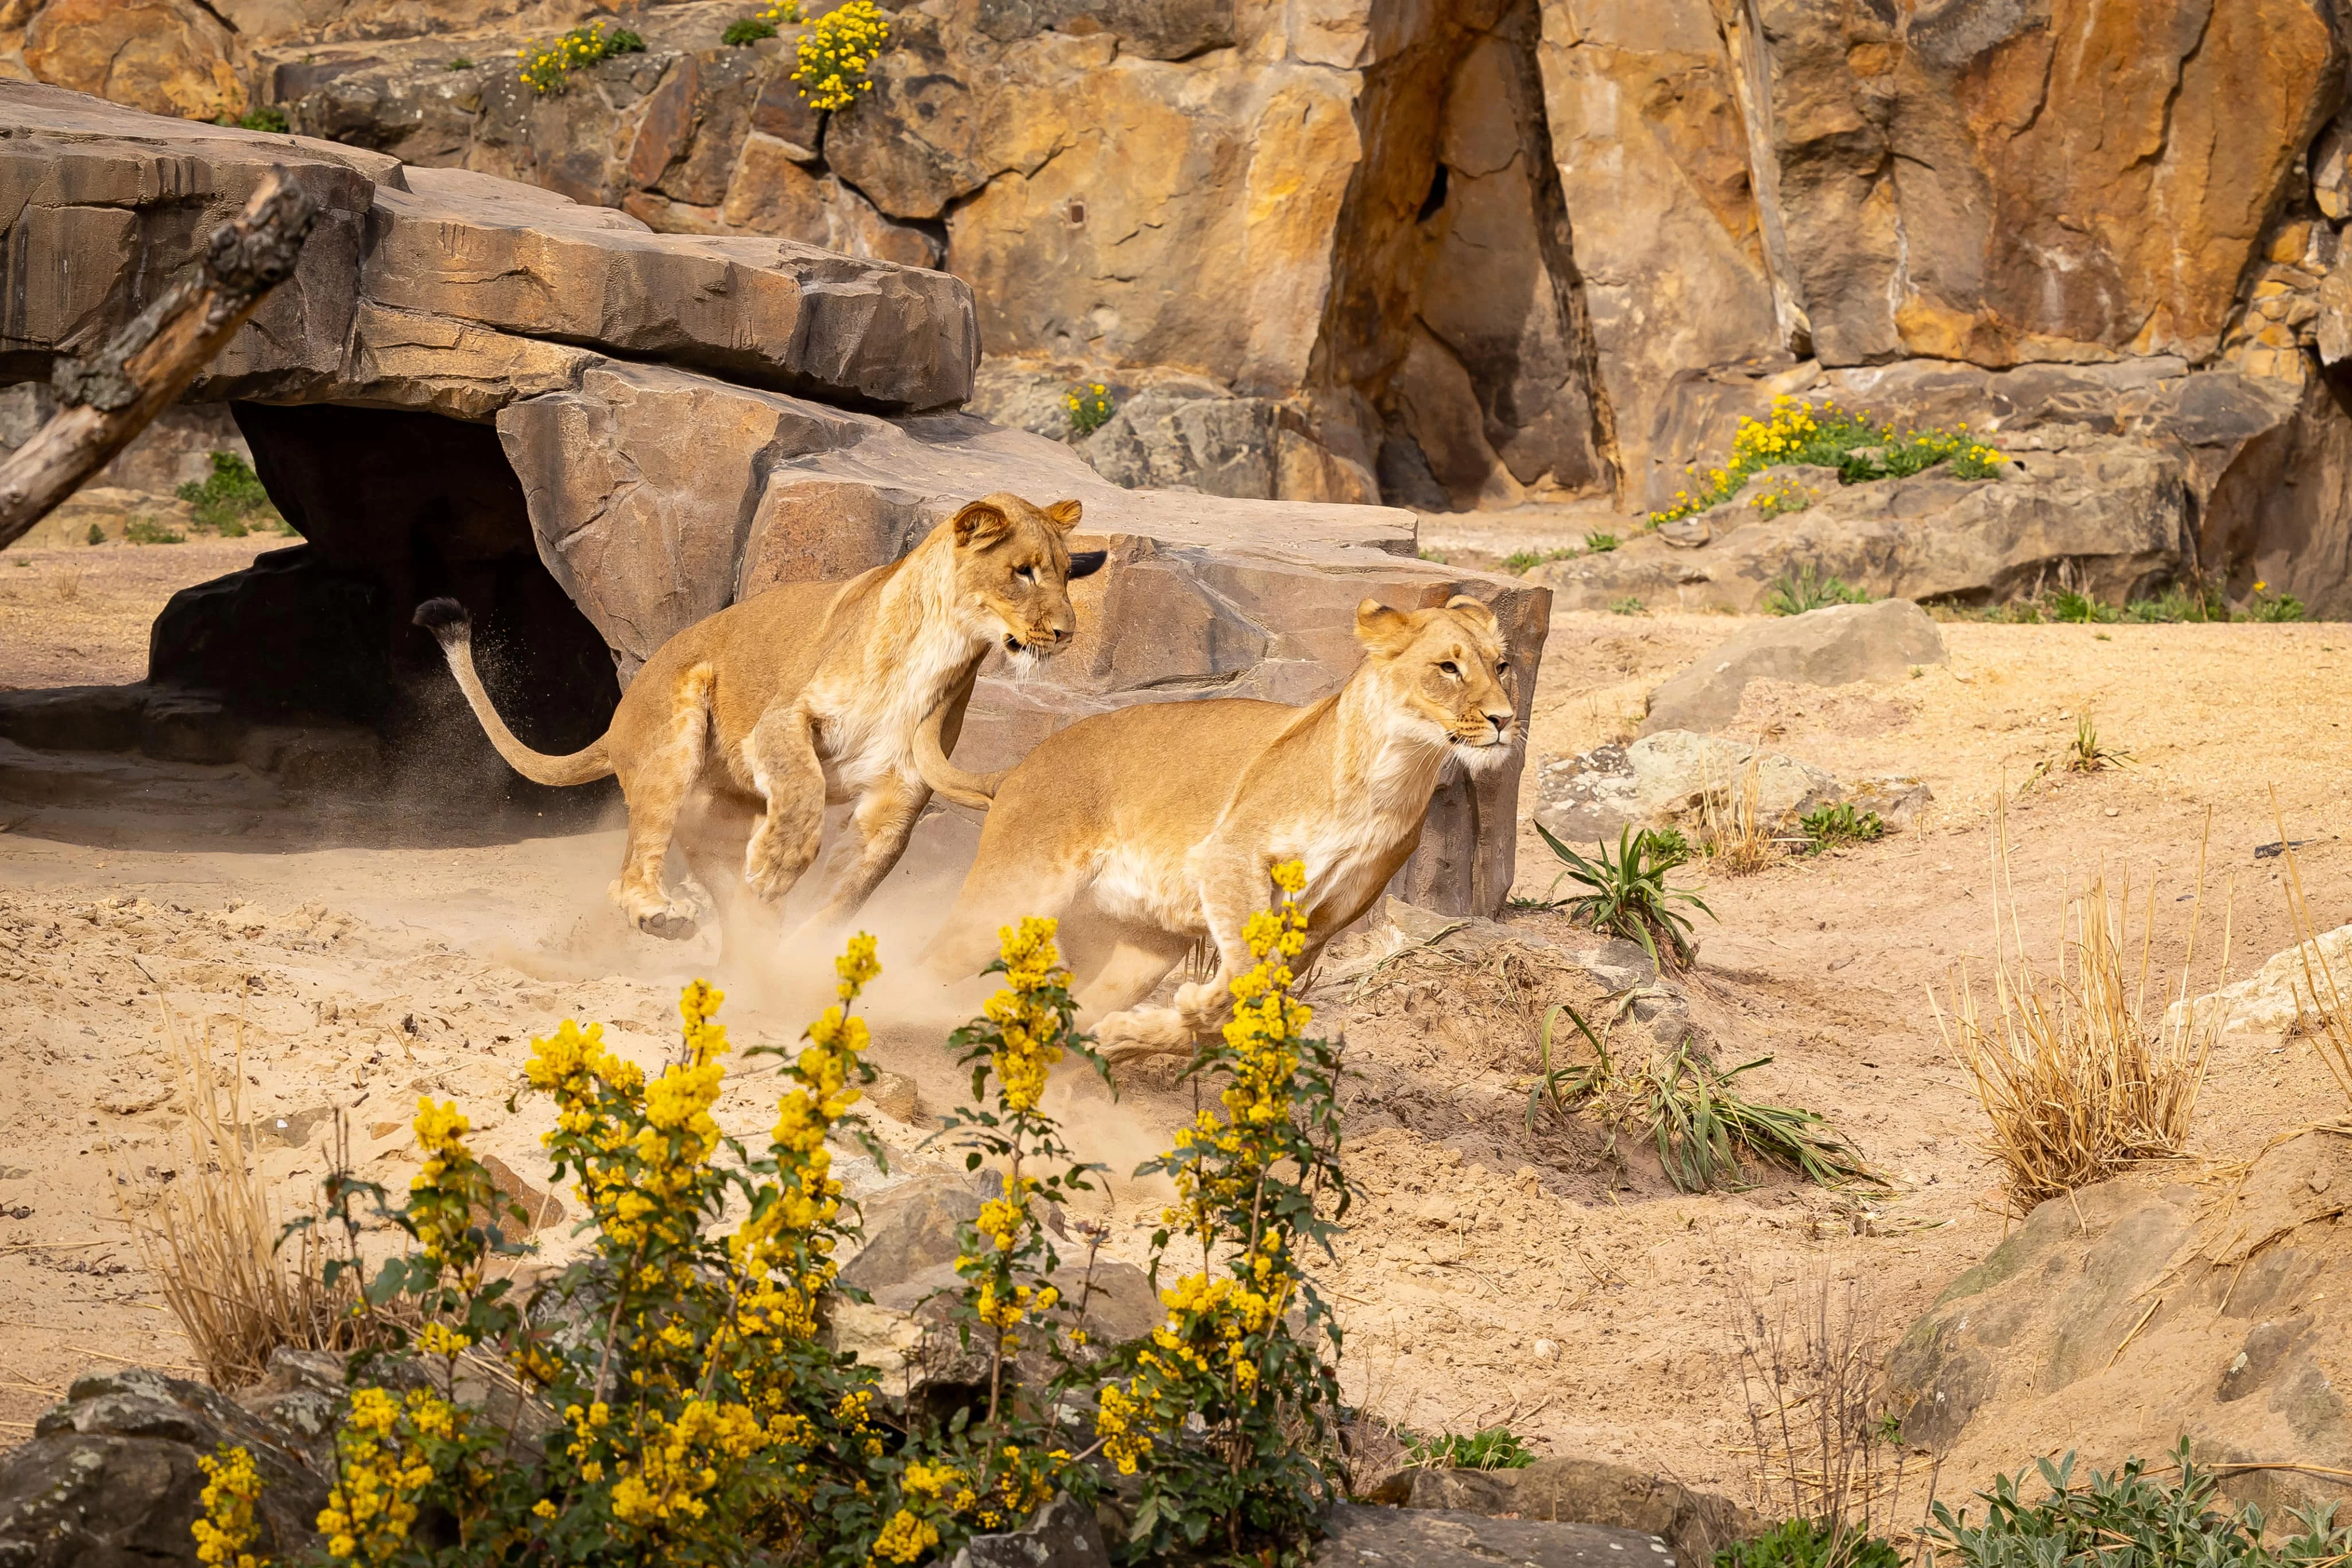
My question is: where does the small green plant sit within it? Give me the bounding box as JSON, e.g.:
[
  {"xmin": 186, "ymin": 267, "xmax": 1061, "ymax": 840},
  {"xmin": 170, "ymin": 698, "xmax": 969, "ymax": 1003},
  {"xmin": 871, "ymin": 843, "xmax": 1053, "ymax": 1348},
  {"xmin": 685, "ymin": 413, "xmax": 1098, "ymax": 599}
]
[
  {"xmin": 1534, "ymin": 823, "xmax": 1715, "ymax": 969},
  {"xmin": 1526, "ymin": 1024, "xmax": 1875, "ymax": 1193},
  {"xmin": 1765, "ymin": 565, "xmax": 1869, "ymax": 617},
  {"xmin": 2248, "ymin": 579, "xmax": 2306, "ymax": 622},
  {"xmin": 1065, "ymin": 381, "xmax": 1115, "ymax": 438},
  {"xmin": 1585, "ymin": 531, "xmax": 1619, "ymax": 553},
  {"xmin": 1609, "ymin": 595, "xmax": 1645, "ymax": 616},
  {"xmin": 177, "ymin": 451, "xmax": 282, "ymax": 536},
  {"xmin": 1798, "ymin": 803, "xmax": 1884, "ymax": 853},
  {"xmin": 1751, "ymin": 471, "xmax": 1815, "ymax": 520},
  {"xmin": 792, "ymin": 0, "xmax": 888, "ymax": 110},
  {"xmin": 517, "ymin": 21, "xmax": 645, "ymax": 94},
  {"xmin": 1418, "ymin": 548, "xmax": 1449, "ymax": 564},
  {"xmin": 1717, "ymin": 1516, "xmax": 1904, "ymax": 1568},
  {"xmin": 2048, "ymin": 589, "xmax": 2119, "ymax": 624},
  {"xmin": 1403, "ymin": 1426, "xmax": 1537, "ymax": 1471},
  {"xmin": 218, "ymin": 106, "xmax": 289, "ymax": 133},
  {"xmin": 723, "ymin": 17, "xmax": 777, "ymax": 45},
  {"xmin": 2125, "ymin": 582, "xmax": 2229, "ymax": 622},
  {"xmin": 2064, "ymin": 713, "xmax": 2130, "ymax": 773},
  {"xmin": 446, "ymin": 57, "xmax": 474, "ymax": 69},
  {"xmin": 1637, "ymin": 1040, "xmax": 1877, "ymax": 1193},
  {"xmin": 125, "ymin": 516, "xmax": 184, "ymax": 545},
  {"xmin": 84, "ymin": 521, "xmax": 105, "ymax": 547},
  {"xmin": 1502, "ymin": 547, "xmax": 1576, "ymax": 574},
  {"xmin": 1927, "ymin": 1442, "xmax": 2352, "ymax": 1568}
]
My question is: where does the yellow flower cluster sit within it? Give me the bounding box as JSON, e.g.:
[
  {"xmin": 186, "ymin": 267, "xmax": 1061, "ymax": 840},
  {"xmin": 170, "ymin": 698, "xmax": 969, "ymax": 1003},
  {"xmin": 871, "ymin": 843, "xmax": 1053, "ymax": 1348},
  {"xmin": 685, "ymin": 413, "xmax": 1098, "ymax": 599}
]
[
  {"xmin": 608, "ymin": 1399, "xmax": 764, "ymax": 1528},
  {"xmin": 194, "ymin": 1447, "xmax": 264, "ymax": 1568},
  {"xmin": 318, "ymin": 1387, "xmax": 458, "ymax": 1564},
  {"xmin": 1092, "ymin": 1383, "xmax": 1151, "ymax": 1475},
  {"xmin": 407, "ymin": 1095, "xmax": 493, "ymax": 1288},
  {"xmin": 1065, "ymin": 381, "xmax": 1115, "ymax": 437},
  {"xmin": 1649, "ymin": 394, "xmax": 2007, "ymax": 528},
  {"xmin": 758, "ymin": 0, "xmax": 804, "ymax": 21},
  {"xmin": 870, "ymin": 1507, "xmax": 941, "ymax": 1564},
  {"xmin": 981, "ymin": 916, "xmax": 1069, "ymax": 1113},
  {"xmin": 516, "ymin": 21, "xmax": 644, "ymax": 94},
  {"xmin": 792, "ymin": 1, "xmax": 888, "ymax": 111}
]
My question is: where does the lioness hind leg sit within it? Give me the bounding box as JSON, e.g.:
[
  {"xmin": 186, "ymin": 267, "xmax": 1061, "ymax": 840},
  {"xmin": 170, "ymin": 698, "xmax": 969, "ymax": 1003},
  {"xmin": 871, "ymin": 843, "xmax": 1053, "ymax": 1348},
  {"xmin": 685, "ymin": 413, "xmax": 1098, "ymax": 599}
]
[
  {"xmin": 791, "ymin": 772, "xmax": 928, "ymax": 941},
  {"xmin": 609, "ymin": 668, "xmax": 715, "ymax": 939},
  {"xmin": 676, "ymin": 789, "xmax": 775, "ymax": 967}
]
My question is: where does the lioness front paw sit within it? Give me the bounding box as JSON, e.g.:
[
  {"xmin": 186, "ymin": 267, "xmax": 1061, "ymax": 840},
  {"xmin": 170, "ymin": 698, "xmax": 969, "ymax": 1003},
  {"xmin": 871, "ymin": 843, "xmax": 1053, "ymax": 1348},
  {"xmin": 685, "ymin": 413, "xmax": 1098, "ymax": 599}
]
[
  {"xmin": 638, "ymin": 907, "xmax": 699, "ymax": 940},
  {"xmin": 1095, "ymin": 1005, "xmax": 1195, "ymax": 1064},
  {"xmin": 1172, "ymin": 981, "xmax": 1227, "ymax": 1032}
]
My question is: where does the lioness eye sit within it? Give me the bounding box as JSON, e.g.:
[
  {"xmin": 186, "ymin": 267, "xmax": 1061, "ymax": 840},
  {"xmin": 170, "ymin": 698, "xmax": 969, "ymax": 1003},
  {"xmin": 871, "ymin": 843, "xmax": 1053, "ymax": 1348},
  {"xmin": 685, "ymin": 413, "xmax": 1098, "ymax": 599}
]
[
  {"xmin": 1438, "ymin": 661, "xmax": 1461, "ymax": 677},
  {"xmin": 1495, "ymin": 660, "xmax": 1510, "ymax": 674},
  {"xmin": 1015, "ymin": 565, "xmax": 1036, "ymax": 583}
]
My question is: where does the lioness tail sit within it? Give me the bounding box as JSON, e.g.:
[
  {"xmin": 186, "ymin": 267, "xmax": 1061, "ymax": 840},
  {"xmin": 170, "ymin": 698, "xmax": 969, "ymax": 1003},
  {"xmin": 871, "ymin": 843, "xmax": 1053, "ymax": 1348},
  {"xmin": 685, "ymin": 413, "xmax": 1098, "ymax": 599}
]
[
  {"xmin": 412, "ymin": 598, "xmax": 616, "ymax": 787},
  {"xmin": 912, "ymin": 685, "xmax": 1007, "ymax": 810}
]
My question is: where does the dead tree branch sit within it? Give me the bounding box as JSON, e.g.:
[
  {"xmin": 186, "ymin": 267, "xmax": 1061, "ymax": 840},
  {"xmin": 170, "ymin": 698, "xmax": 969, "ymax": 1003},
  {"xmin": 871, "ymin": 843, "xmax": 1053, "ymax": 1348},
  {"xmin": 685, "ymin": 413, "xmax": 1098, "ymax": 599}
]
[{"xmin": 0, "ymin": 169, "xmax": 317, "ymax": 549}]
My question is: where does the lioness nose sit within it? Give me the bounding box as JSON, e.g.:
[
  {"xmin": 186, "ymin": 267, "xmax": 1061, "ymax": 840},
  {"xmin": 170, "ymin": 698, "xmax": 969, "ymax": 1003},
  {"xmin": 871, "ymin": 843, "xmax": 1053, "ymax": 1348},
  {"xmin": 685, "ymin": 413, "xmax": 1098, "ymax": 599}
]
[{"xmin": 1485, "ymin": 711, "xmax": 1511, "ymax": 734}]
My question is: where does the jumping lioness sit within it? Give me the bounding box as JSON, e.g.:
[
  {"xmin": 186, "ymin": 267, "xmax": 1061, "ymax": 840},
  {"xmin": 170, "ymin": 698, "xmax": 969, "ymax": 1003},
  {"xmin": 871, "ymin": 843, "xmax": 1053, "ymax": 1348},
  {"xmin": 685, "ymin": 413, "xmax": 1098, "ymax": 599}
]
[
  {"xmin": 920, "ymin": 595, "xmax": 1519, "ymax": 1058},
  {"xmin": 415, "ymin": 493, "xmax": 1104, "ymax": 942}
]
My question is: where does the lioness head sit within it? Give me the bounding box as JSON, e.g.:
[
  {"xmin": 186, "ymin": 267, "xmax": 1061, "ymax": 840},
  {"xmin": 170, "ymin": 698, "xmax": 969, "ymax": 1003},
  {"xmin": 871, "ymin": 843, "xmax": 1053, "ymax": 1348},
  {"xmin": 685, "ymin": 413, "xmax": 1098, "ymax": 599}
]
[
  {"xmin": 948, "ymin": 492, "xmax": 1106, "ymax": 660},
  {"xmin": 1355, "ymin": 595, "xmax": 1519, "ymax": 772}
]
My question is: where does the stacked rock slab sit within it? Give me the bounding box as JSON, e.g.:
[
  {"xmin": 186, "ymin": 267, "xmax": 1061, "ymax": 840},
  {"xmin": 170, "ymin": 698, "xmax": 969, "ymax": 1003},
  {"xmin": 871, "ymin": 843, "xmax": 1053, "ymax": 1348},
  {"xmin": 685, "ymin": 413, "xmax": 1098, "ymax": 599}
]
[{"xmin": 0, "ymin": 80, "xmax": 1548, "ymax": 915}]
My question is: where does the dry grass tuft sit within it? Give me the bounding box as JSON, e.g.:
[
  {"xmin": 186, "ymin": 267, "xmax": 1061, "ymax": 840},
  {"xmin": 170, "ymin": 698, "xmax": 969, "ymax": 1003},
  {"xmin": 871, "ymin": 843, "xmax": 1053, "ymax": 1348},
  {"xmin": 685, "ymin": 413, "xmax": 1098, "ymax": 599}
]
[
  {"xmin": 51, "ymin": 563, "xmax": 83, "ymax": 603},
  {"xmin": 1703, "ymin": 756, "xmax": 1778, "ymax": 876},
  {"xmin": 122, "ymin": 1008, "xmax": 363, "ymax": 1387},
  {"xmin": 2268, "ymin": 796, "xmax": 2352, "ymax": 1113},
  {"xmin": 1929, "ymin": 806, "xmax": 2229, "ymax": 1213}
]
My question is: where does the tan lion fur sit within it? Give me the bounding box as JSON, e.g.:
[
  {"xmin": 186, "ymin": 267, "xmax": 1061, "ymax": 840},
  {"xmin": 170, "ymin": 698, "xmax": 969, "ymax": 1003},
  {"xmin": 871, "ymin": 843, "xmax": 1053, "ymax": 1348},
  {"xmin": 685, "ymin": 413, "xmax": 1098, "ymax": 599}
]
[
  {"xmin": 417, "ymin": 493, "xmax": 1099, "ymax": 947},
  {"xmin": 920, "ymin": 595, "xmax": 1519, "ymax": 1059}
]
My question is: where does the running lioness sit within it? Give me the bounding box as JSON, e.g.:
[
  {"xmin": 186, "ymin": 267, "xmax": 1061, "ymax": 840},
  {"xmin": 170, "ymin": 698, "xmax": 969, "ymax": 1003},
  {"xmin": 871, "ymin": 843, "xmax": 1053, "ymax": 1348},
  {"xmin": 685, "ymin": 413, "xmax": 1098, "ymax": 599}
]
[{"xmin": 415, "ymin": 493, "xmax": 1104, "ymax": 943}]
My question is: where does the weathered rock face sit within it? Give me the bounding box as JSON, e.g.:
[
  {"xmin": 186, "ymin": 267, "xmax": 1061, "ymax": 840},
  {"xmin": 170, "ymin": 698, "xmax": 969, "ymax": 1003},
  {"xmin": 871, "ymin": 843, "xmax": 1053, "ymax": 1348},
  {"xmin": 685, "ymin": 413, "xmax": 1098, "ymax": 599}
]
[
  {"xmin": 1313, "ymin": 1503, "xmax": 1689, "ymax": 1568},
  {"xmin": 13, "ymin": 0, "xmax": 2352, "ymax": 572},
  {"xmin": 0, "ymin": 83, "xmax": 1546, "ymax": 915},
  {"xmin": 1888, "ymin": 1133, "xmax": 2352, "ymax": 1519},
  {"xmin": 1362, "ymin": 1456, "xmax": 1762, "ymax": 1567},
  {"xmin": 1533, "ymin": 731, "xmax": 1930, "ymax": 846}
]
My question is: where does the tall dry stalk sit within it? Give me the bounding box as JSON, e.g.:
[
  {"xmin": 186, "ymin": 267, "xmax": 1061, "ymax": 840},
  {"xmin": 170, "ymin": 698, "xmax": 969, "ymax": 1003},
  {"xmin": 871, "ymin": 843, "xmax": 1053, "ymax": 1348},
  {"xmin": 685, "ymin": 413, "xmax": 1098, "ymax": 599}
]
[
  {"xmin": 1705, "ymin": 756, "xmax": 1777, "ymax": 876},
  {"xmin": 124, "ymin": 1007, "xmax": 361, "ymax": 1387},
  {"xmin": 1928, "ymin": 804, "xmax": 2230, "ymax": 1213},
  {"xmin": 2268, "ymin": 793, "xmax": 2352, "ymax": 1113},
  {"xmin": 1728, "ymin": 1270, "xmax": 1931, "ymax": 1560}
]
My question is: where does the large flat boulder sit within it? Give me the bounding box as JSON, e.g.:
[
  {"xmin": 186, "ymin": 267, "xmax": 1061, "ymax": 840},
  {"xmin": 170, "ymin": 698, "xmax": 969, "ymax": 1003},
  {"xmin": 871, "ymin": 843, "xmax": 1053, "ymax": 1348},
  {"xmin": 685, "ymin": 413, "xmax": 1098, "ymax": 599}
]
[
  {"xmin": 0, "ymin": 79, "xmax": 977, "ymax": 413},
  {"xmin": 1314, "ymin": 1503, "xmax": 1685, "ymax": 1568},
  {"xmin": 1639, "ymin": 601, "xmax": 1946, "ymax": 735}
]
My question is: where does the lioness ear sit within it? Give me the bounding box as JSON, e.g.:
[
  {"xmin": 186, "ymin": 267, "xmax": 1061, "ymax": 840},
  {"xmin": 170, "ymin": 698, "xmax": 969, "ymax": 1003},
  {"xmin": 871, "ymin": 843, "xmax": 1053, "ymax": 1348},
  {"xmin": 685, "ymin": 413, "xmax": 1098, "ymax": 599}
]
[
  {"xmin": 1444, "ymin": 593, "xmax": 1500, "ymax": 632},
  {"xmin": 1043, "ymin": 498, "xmax": 1083, "ymax": 532},
  {"xmin": 1355, "ymin": 598, "xmax": 1417, "ymax": 656},
  {"xmin": 951, "ymin": 499, "xmax": 1011, "ymax": 548}
]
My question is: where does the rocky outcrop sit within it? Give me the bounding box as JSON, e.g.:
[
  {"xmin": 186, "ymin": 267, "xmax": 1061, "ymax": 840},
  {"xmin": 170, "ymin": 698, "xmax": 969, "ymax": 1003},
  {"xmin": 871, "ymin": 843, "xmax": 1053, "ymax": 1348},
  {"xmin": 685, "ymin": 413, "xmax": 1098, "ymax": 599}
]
[
  {"xmin": 1888, "ymin": 1133, "xmax": 2352, "ymax": 1519},
  {"xmin": 1539, "ymin": 443, "xmax": 2191, "ymax": 615},
  {"xmin": 0, "ymin": 83, "xmax": 1546, "ymax": 913},
  {"xmin": 1640, "ymin": 600, "xmax": 1947, "ymax": 735},
  {"xmin": 1313, "ymin": 1503, "xmax": 1687, "ymax": 1568},
  {"xmin": 1364, "ymin": 1457, "xmax": 1761, "ymax": 1567}
]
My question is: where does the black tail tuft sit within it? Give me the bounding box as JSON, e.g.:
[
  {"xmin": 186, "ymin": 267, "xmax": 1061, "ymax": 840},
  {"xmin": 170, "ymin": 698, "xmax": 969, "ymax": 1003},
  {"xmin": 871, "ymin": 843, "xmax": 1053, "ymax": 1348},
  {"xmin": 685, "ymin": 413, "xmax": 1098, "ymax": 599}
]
[{"xmin": 413, "ymin": 597, "xmax": 471, "ymax": 641}]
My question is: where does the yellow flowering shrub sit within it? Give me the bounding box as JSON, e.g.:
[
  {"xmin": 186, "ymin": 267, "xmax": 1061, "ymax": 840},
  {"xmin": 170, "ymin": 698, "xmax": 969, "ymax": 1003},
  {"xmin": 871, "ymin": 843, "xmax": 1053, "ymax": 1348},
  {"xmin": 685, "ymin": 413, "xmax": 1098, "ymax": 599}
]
[
  {"xmin": 194, "ymin": 1446, "xmax": 265, "ymax": 1568},
  {"xmin": 515, "ymin": 21, "xmax": 645, "ymax": 94},
  {"xmin": 1649, "ymin": 394, "xmax": 2007, "ymax": 528},
  {"xmin": 793, "ymin": 1, "xmax": 888, "ymax": 111},
  {"xmin": 198, "ymin": 899, "xmax": 1359, "ymax": 1568},
  {"xmin": 1104, "ymin": 860, "xmax": 1355, "ymax": 1561}
]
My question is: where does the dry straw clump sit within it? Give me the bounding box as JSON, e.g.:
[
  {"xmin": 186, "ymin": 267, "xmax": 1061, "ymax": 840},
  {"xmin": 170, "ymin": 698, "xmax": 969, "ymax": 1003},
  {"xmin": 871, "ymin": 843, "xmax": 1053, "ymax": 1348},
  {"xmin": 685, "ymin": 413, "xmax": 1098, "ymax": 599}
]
[
  {"xmin": 1929, "ymin": 808, "xmax": 2230, "ymax": 1213},
  {"xmin": 2266, "ymin": 799, "xmax": 2352, "ymax": 1114},
  {"xmin": 1703, "ymin": 756, "xmax": 1779, "ymax": 877},
  {"xmin": 122, "ymin": 1009, "xmax": 365, "ymax": 1387}
]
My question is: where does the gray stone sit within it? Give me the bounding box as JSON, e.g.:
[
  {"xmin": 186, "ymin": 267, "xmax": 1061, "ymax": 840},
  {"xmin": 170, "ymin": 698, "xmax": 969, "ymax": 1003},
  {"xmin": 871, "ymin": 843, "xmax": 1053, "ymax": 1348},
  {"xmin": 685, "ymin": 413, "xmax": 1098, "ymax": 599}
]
[
  {"xmin": 1534, "ymin": 732, "xmax": 1844, "ymax": 846},
  {"xmin": 1078, "ymin": 391, "xmax": 1282, "ymax": 500},
  {"xmin": 950, "ymin": 1493, "xmax": 1110, "ymax": 1568},
  {"xmin": 1314, "ymin": 1503, "xmax": 1682, "ymax": 1568},
  {"xmin": 0, "ymin": 1369, "xmax": 326, "ymax": 1568},
  {"xmin": 1640, "ymin": 601, "xmax": 1947, "ymax": 736},
  {"xmin": 1362, "ymin": 1457, "xmax": 1762, "ymax": 1567}
]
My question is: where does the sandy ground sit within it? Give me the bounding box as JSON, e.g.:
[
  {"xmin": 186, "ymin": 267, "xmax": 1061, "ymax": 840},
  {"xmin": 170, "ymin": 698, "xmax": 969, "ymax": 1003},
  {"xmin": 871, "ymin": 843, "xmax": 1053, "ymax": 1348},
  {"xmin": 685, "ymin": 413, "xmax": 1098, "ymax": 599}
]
[{"xmin": 4, "ymin": 541, "xmax": 2350, "ymax": 1516}]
